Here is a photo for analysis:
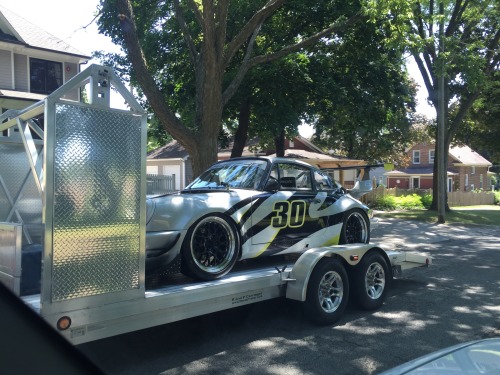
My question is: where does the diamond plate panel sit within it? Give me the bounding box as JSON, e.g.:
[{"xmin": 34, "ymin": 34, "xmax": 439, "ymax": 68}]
[{"xmin": 51, "ymin": 104, "xmax": 142, "ymax": 301}]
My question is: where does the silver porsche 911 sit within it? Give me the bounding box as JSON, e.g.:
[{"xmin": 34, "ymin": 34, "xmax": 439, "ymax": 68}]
[{"xmin": 145, "ymin": 157, "xmax": 372, "ymax": 280}]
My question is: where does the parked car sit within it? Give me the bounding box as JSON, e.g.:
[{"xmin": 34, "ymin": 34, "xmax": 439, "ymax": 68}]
[
  {"xmin": 380, "ymin": 338, "xmax": 500, "ymax": 374},
  {"xmin": 145, "ymin": 157, "xmax": 373, "ymax": 280}
]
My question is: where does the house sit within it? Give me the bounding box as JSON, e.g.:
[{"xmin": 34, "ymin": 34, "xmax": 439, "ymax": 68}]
[
  {"xmin": 147, "ymin": 136, "xmax": 367, "ymax": 190},
  {"xmin": 0, "ymin": 5, "xmax": 90, "ymax": 120},
  {"xmin": 385, "ymin": 142, "xmax": 492, "ymax": 192}
]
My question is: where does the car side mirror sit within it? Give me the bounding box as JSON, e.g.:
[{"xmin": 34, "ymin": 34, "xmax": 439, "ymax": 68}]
[{"xmin": 264, "ymin": 178, "xmax": 280, "ymax": 191}]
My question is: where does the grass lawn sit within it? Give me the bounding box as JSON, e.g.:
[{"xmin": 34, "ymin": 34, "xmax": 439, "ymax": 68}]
[{"xmin": 375, "ymin": 205, "xmax": 500, "ymax": 226}]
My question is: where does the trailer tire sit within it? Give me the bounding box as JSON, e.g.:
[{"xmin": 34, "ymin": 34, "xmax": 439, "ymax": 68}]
[
  {"xmin": 181, "ymin": 214, "xmax": 240, "ymax": 281},
  {"xmin": 352, "ymin": 252, "xmax": 389, "ymax": 310},
  {"xmin": 339, "ymin": 208, "xmax": 370, "ymax": 244},
  {"xmin": 303, "ymin": 258, "xmax": 349, "ymax": 325}
]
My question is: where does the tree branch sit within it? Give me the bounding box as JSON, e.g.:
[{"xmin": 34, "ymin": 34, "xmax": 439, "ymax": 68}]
[
  {"xmin": 412, "ymin": 51, "xmax": 437, "ymax": 108},
  {"xmin": 222, "ymin": 24, "xmax": 261, "ymax": 105},
  {"xmin": 115, "ymin": 0, "xmax": 192, "ymax": 142},
  {"xmin": 173, "ymin": 0, "xmax": 198, "ymax": 65},
  {"xmin": 223, "ymin": 0, "xmax": 286, "ymax": 68},
  {"xmin": 185, "ymin": 0, "xmax": 204, "ymax": 27},
  {"xmin": 247, "ymin": 14, "xmax": 363, "ymax": 68},
  {"xmin": 215, "ymin": 0, "xmax": 230, "ymax": 60}
]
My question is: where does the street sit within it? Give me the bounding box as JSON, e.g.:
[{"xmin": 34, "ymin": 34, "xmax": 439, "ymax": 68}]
[{"xmin": 79, "ymin": 218, "xmax": 500, "ymax": 374}]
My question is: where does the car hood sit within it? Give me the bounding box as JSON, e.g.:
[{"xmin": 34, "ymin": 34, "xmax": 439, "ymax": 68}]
[{"xmin": 379, "ymin": 338, "xmax": 500, "ymax": 374}]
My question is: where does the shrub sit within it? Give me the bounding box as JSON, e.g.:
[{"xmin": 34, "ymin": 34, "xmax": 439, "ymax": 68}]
[
  {"xmin": 495, "ymin": 191, "xmax": 500, "ymax": 205},
  {"xmin": 421, "ymin": 194, "xmax": 433, "ymax": 209},
  {"xmin": 372, "ymin": 194, "xmax": 426, "ymax": 210},
  {"xmin": 397, "ymin": 194, "xmax": 425, "ymax": 210},
  {"xmin": 372, "ymin": 195, "xmax": 397, "ymax": 210}
]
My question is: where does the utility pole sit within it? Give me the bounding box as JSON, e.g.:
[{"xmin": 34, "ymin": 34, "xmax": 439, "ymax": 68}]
[{"xmin": 437, "ymin": 1, "xmax": 446, "ymax": 223}]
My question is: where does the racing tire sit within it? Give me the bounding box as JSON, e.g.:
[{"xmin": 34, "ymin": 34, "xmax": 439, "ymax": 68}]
[
  {"xmin": 352, "ymin": 252, "xmax": 390, "ymax": 310},
  {"xmin": 181, "ymin": 214, "xmax": 240, "ymax": 281},
  {"xmin": 339, "ymin": 208, "xmax": 370, "ymax": 244},
  {"xmin": 303, "ymin": 258, "xmax": 349, "ymax": 325}
]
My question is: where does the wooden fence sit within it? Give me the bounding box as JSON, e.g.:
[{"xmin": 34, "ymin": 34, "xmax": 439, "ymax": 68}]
[
  {"xmin": 361, "ymin": 186, "xmax": 495, "ymax": 206},
  {"xmin": 147, "ymin": 174, "xmax": 176, "ymax": 195}
]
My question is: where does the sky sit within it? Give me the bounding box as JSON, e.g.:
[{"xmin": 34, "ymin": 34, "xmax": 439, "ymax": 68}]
[{"xmin": 1, "ymin": 0, "xmax": 435, "ymax": 137}]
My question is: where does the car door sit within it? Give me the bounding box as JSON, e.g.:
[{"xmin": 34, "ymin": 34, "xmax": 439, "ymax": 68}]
[{"xmin": 249, "ymin": 162, "xmax": 325, "ymax": 255}]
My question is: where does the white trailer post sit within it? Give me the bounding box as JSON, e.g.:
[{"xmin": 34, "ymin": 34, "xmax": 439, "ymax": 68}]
[{"xmin": 0, "ymin": 65, "xmax": 431, "ymax": 345}]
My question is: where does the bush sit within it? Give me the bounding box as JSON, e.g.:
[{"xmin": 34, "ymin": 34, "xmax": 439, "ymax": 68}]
[
  {"xmin": 495, "ymin": 191, "xmax": 500, "ymax": 205},
  {"xmin": 421, "ymin": 194, "xmax": 433, "ymax": 209},
  {"xmin": 372, "ymin": 194, "xmax": 426, "ymax": 210},
  {"xmin": 372, "ymin": 195, "xmax": 397, "ymax": 210}
]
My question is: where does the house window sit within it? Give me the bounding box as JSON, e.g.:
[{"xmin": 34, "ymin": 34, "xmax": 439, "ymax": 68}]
[
  {"xmin": 429, "ymin": 150, "xmax": 435, "ymax": 164},
  {"xmin": 465, "ymin": 174, "xmax": 469, "ymax": 188},
  {"xmin": 30, "ymin": 58, "xmax": 63, "ymax": 95},
  {"xmin": 412, "ymin": 177, "xmax": 420, "ymax": 189},
  {"xmin": 480, "ymin": 174, "xmax": 483, "ymax": 189},
  {"xmin": 413, "ymin": 150, "xmax": 420, "ymax": 164},
  {"xmin": 289, "ymin": 140, "xmax": 295, "ymax": 148},
  {"xmin": 471, "ymin": 166, "xmax": 475, "ymax": 175}
]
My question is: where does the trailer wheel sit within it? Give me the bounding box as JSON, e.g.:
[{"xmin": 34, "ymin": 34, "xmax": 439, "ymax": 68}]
[
  {"xmin": 304, "ymin": 258, "xmax": 349, "ymax": 325},
  {"xmin": 339, "ymin": 209, "xmax": 370, "ymax": 244},
  {"xmin": 352, "ymin": 252, "xmax": 389, "ymax": 310},
  {"xmin": 181, "ymin": 214, "xmax": 239, "ymax": 280}
]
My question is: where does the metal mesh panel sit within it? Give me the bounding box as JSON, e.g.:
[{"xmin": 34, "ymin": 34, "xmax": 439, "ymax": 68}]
[{"xmin": 51, "ymin": 104, "xmax": 142, "ymax": 301}]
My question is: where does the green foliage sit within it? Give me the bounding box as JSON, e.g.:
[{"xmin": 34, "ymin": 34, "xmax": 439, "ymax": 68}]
[
  {"xmin": 494, "ymin": 191, "xmax": 500, "ymax": 205},
  {"xmin": 309, "ymin": 17, "xmax": 416, "ymax": 162},
  {"xmin": 421, "ymin": 194, "xmax": 433, "ymax": 209},
  {"xmin": 372, "ymin": 194, "xmax": 426, "ymax": 210}
]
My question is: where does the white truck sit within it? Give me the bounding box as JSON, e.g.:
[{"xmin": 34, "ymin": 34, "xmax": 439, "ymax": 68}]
[{"xmin": 0, "ymin": 65, "xmax": 430, "ymax": 345}]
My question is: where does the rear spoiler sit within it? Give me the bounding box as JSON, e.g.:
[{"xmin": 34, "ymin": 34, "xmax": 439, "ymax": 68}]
[{"xmin": 321, "ymin": 163, "xmax": 394, "ymax": 199}]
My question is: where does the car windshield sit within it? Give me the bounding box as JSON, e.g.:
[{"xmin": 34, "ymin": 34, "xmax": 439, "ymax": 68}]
[{"xmin": 186, "ymin": 159, "xmax": 268, "ymax": 190}]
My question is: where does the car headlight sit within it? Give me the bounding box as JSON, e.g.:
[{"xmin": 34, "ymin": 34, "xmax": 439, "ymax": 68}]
[{"xmin": 146, "ymin": 198, "xmax": 155, "ymax": 224}]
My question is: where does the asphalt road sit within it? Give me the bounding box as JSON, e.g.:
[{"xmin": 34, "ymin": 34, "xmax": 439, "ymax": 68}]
[{"xmin": 79, "ymin": 218, "xmax": 500, "ymax": 375}]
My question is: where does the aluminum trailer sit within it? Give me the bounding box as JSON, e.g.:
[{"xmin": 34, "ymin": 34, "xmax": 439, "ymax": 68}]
[{"xmin": 0, "ymin": 65, "xmax": 431, "ymax": 345}]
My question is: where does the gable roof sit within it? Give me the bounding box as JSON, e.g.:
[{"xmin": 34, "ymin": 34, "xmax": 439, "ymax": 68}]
[
  {"xmin": 449, "ymin": 145, "xmax": 492, "ymax": 166},
  {"xmin": 0, "ymin": 5, "xmax": 89, "ymax": 58}
]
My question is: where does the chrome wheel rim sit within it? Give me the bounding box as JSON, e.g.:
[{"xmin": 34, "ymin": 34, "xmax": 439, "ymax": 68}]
[
  {"xmin": 365, "ymin": 262, "xmax": 385, "ymax": 300},
  {"xmin": 318, "ymin": 270, "xmax": 344, "ymax": 313},
  {"xmin": 191, "ymin": 217, "xmax": 236, "ymax": 273}
]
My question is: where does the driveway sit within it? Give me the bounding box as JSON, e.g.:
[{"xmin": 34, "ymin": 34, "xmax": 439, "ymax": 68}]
[{"xmin": 79, "ymin": 218, "xmax": 500, "ymax": 375}]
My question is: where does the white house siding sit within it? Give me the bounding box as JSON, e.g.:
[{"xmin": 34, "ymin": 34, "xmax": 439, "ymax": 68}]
[
  {"xmin": 0, "ymin": 50, "xmax": 12, "ymax": 88},
  {"xmin": 14, "ymin": 54, "xmax": 28, "ymax": 91},
  {"xmin": 163, "ymin": 165, "xmax": 181, "ymax": 190},
  {"xmin": 63, "ymin": 62, "xmax": 79, "ymax": 101}
]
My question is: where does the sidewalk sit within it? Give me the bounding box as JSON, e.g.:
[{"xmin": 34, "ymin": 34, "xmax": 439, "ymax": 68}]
[{"xmin": 370, "ymin": 217, "xmax": 499, "ymax": 251}]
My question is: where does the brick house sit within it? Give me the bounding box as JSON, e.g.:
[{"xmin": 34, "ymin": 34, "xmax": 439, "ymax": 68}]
[
  {"xmin": 385, "ymin": 143, "xmax": 492, "ymax": 192},
  {"xmin": 0, "ymin": 5, "xmax": 89, "ymax": 117}
]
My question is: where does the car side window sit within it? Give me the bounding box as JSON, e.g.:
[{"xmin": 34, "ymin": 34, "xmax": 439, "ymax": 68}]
[
  {"xmin": 314, "ymin": 170, "xmax": 336, "ymax": 191},
  {"xmin": 275, "ymin": 163, "xmax": 312, "ymax": 191}
]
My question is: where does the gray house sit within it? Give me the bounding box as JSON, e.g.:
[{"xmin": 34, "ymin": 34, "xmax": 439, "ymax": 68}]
[{"xmin": 0, "ymin": 5, "xmax": 90, "ymax": 117}]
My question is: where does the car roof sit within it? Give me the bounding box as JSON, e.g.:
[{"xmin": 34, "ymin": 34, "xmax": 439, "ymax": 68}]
[{"xmin": 216, "ymin": 156, "xmax": 316, "ymax": 169}]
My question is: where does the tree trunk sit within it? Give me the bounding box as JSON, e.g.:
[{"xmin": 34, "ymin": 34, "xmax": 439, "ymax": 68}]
[
  {"xmin": 274, "ymin": 129, "xmax": 285, "ymax": 157},
  {"xmin": 231, "ymin": 98, "xmax": 251, "ymax": 158}
]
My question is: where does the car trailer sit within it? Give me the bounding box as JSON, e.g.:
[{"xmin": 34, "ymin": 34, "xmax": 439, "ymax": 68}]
[{"xmin": 0, "ymin": 65, "xmax": 431, "ymax": 345}]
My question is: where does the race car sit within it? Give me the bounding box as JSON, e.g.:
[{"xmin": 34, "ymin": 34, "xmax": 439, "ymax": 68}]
[{"xmin": 145, "ymin": 156, "xmax": 373, "ymax": 280}]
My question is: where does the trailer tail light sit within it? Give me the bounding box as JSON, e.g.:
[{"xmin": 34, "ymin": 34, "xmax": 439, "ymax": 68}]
[
  {"xmin": 350, "ymin": 255, "xmax": 359, "ymax": 261},
  {"xmin": 57, "ymin": 316, "xmax": 72, "ymax": 331}
]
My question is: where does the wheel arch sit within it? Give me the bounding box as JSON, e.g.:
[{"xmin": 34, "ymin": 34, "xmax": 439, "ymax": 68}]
[{"xmin": 286, "ymin": 244, "xmax": 389, "ymax": 302}]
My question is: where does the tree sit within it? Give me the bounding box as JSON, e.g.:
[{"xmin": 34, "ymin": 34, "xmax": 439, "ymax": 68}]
[
  {"xmin": 98, "ymin": 0, "xmax": 362, "ymax": 176},
  {"xmin": 307, "ymin": 19, "xmax": 417, "ymax": 163},
  {"xmin": 368, "ymin": 0, "xmax": 500, "ymax": 220}
]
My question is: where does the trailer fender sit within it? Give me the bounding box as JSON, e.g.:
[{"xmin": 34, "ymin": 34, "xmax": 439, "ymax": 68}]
[{"xmin": 286, "ymin": 244, "xmax": 386, "ymax": 302}]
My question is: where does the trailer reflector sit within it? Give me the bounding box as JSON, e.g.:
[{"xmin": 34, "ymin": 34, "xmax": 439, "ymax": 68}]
[{"xmin": 57, "ymin": 317, "xmax": 71, "ymax": 331}]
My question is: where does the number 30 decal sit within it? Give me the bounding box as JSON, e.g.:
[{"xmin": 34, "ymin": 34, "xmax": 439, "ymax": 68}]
[{"xmin": 271, "ymin": 200, "xmax": 306, "ymax": 229}]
